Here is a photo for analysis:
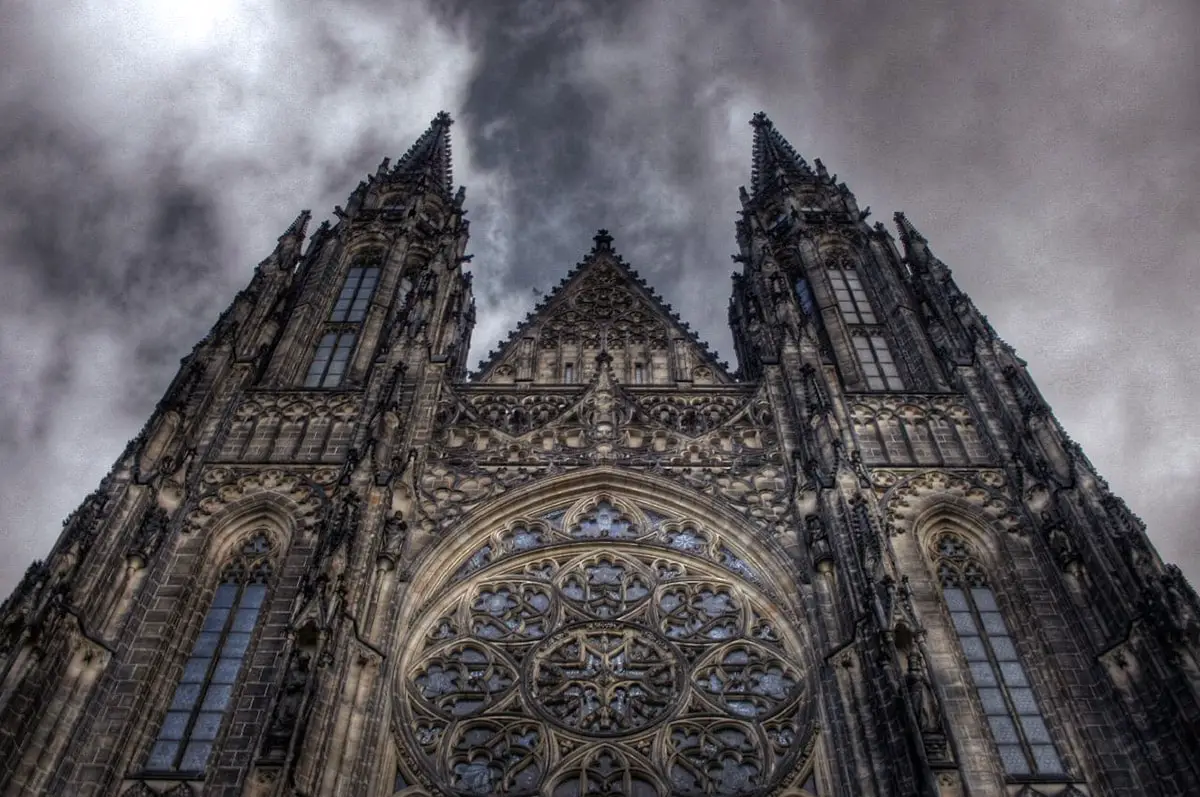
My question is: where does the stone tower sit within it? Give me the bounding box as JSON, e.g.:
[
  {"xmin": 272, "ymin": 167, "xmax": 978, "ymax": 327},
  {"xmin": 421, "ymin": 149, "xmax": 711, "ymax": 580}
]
[{"xmin": 0, "ymin": 112, "xmax": 1196, "ymax": 797}]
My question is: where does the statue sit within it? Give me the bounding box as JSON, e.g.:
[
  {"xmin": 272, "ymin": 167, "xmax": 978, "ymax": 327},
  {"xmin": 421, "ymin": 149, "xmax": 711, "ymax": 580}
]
[{"xmin": 905, "ymin": 648, "xmax": 943, "ymax": 735}]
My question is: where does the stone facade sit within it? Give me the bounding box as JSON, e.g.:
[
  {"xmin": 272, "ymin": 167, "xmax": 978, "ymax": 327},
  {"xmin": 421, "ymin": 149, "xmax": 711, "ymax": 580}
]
[{"xmin": 0, "ymin": 112, "xmax": 1197, "ymax": 796}]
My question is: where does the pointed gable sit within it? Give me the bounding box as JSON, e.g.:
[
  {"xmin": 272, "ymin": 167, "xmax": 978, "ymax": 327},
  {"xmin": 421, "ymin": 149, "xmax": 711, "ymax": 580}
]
[{"xmin": 474, "ymin": 230, "xmax": 732, "ymax": 386}]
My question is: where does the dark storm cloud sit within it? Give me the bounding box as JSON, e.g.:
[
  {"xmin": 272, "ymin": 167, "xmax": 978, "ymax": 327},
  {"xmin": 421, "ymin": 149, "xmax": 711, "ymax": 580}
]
[
  {"xmin": 0, "ymin": 1, "xmax": 1196, "ymax": 595},
  {"xmin": 0, "ymin": 0, "xmax": 473, "ymax": 592},
  {"xmin": 446, "ymin": 1, "xmax": 1200, "ymax": 583}
]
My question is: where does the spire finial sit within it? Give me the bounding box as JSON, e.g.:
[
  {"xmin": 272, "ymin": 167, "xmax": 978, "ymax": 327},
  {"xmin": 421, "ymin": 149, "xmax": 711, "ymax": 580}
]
[
  {"xmin": 592, "ymin": 229, "xmax": 614, "ymax": 253},
  {"xmin": 281, "ymin": 209, "xmax": 311, "ymax": 240},
  {"xmin": 749, "ymin": 112, "xmax": 814, "ymax": 196},
  {"xmin": 391, "ymin": 111, "xmax": 456, "ymax": 197}
]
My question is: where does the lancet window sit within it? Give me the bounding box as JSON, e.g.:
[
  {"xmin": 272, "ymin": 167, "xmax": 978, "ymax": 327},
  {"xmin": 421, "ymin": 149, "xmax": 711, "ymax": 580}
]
[
  {"xmin": 828, "ymin": 268, "xmax": 876, "ymax": 324},
  {"xmin": 396, "ymin": 496, "xmax": 819, "ymax": 796},
  {"xmin": 330, "ymin": 264, "xmax": 380, "ymax": 323},
  {"xmin": 826, "ymin": 253, "xmax": 905, "ymax": 391},
  {"xmin": 852, "ymin": 333, "xmax": 904, "ymax": 391},
  {"xmin": 146, "ymin": 533, "xmax": 273, "ymax": 775},
  {"xmin": 934, "ymin": 532, "xmax": 1064, "ymax": 777},
  {"xmin": 304, "ymin": 256, "xmax": 381, "ymax": 387}
]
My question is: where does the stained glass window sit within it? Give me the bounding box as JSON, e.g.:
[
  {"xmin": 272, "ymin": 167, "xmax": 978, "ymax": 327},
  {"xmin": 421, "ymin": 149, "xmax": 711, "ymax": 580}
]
[
  {"xmin": 146, "ymin": 534, "xmax": 272, "ymax": 774},
  {"xmin": 935, "ymin": 533, "xmax": 1064, "ymax": 777},
  {"xmin": 304, "ymin": 332, "xmax": 357, "ymax": 388},
  {"xmin": 329, "ymin": 266, "xmax": 380, "ymax": 323},
  {"xmin": 304, "ymin": 258, "xmax": 380, "ymax": 388}
]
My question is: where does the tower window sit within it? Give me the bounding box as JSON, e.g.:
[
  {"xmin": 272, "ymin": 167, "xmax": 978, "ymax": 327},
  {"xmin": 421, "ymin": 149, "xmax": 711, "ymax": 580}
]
[
  {"xmin": 564, "ymin": 363, "xmax": 575, "ymax": 384},
  {"xmin": 853, "ymin": 334, "xmax": 904, "ymax": 390},
  {"xmin": 936, "ymin": 533, "xmax": 1064, "ymax": 777},
  {"xmin": 634, "ymin": 363, "xmax": 645, "ymax": 384},
  {"xmin": 330, "ymin": 266, "xmax": 380, "ymax": 323},
  {"xmin": 305, "ymin": 332, "xmax": 357, "ymax": 388},
  {"xmin": 147, "ymin": 534, "xmax": 273, "ymax": 774},
  {"xmin": 828, "ymin": 269, "xmax": 877, "ymax": 324}
]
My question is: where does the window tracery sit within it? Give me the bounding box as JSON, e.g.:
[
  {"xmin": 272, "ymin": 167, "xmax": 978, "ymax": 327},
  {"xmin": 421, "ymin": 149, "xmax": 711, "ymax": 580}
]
[
  {"xmin": 933, "ymin": 531, "xmax": 1065, "ymax": 778},
  {"xmin": 146, "ymin": 533, "xmax": 273, "ymax": 774},
  {"xmin": 397, "ymin": 496, "xmax": 813, "ymax": 796}
]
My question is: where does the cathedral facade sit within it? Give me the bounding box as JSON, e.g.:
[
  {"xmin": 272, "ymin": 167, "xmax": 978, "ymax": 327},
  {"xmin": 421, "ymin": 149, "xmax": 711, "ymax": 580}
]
[{"xmin": 0, "ymin": 112, "xmax": 1197, "ymax": 797}]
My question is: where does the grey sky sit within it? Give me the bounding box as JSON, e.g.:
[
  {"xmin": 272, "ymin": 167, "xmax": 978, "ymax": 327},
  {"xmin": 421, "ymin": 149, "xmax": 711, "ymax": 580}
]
[{"xmin": 0, "ymin": 1, "xmax": 1196, "ymax": 595}]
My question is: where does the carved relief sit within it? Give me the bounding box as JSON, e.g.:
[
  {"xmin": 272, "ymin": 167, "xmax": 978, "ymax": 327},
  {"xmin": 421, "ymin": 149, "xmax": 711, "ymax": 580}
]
[
  {"xmin": 215, "ymin": 391, "xmax": 361, "ymax": 463},
  {"xmin": 874, "ymin": 469, "xmax": 1023, "ymax": 536},
  {"xmin": 185, "ymin": 467, "xmax": 331, "ymax": 536},
  {"xmin": 420, "ymin": 380, "xmax": 790, "ymax": 535},
  {"xmin": 850, "ymin": 395, "xmax": 993, "ymax": 467}
]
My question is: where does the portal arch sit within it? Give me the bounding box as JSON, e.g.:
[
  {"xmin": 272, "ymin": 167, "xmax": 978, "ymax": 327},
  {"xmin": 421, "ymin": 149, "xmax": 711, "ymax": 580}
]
[{"xmin": 392, "ymin": 469, "xmax": 819, "ymax": 795}]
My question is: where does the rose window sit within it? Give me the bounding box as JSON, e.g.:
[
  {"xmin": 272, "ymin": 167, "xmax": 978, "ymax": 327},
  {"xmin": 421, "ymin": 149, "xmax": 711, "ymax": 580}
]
[{"xmin": 397, "ymin": 498, "xmax": 815, "ymax": 796}]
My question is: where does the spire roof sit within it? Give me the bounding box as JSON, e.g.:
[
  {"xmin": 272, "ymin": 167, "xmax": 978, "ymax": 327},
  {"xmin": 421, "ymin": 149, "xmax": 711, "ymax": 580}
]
[
  {"xmin": 749, "ymin": 112, "xmax": 816, "ymax": 196},
  {"xmin": 389, "ymin": 111, "xmax": 455, "ymax": 197},
  {"xmin": 473, "ymin": 230, "xmax": 732, "ymax": 383}
]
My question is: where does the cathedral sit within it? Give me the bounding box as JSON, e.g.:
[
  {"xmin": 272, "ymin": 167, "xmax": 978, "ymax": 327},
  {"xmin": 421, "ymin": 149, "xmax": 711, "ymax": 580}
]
[{"xmin": 0, "ymin": 111, "xmax": 1198, "ymax": 797}]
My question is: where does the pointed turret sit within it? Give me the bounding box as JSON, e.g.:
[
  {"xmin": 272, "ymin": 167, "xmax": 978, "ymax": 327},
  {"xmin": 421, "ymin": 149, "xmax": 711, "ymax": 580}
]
[
  {"xmin": 388, "ymin": 111, "xmax": 455, "ymax": 198},
  {"xmin": 750, "ymin": 111, "xmax": 816, "ymax": 197},
  {"xmin": 893, "ymin": 212, "xmax": 933, "ymax": 266},
  {"xmin": 258, "ymin": 209, "xmax": 311, "ymax": 272}
]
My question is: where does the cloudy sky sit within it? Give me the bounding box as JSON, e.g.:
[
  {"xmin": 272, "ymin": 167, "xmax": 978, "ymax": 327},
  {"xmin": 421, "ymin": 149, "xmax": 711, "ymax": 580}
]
[{"xmin": 1, "ymin": 1, "xmax": 1197, "ymax": 595}]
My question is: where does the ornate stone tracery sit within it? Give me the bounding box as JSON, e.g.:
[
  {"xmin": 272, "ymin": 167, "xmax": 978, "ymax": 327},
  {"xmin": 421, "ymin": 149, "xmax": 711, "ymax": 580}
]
[{"xmin": 395, "ymin": 493, "xmax": 815, "ymax": 796}]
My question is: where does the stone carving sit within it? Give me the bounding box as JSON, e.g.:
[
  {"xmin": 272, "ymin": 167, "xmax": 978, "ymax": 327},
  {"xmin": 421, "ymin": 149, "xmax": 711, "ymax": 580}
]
[
  {"xmin": 128, "ymin": 506, "xmax": 170, "ymax": 568},
  {"xmin": 378, "ymin": 513, "xmax": 408, "ymax": 570},
  {"xmin": 905, "ymin": 648, "xmax": 943, "ymax": 735},
  {"xmin": 216, "ymin": 391, "xmax": 361, "ymax": 463},
  {"xmin": 398, "ymin": 515, "xmax": 813, "ymax": 796},
  {"xmin": 447, "ymin": 496, "xmax": 767, "ymax": 593},
  {"xmin": 850, "ymin": 394, "xmax": 993, "ymax": 467},
  {"xmin": 261, "ymin": 640, "xmax": 315, "ymax": 761},
  {"xmin": 186, "ymin": 468, "xmax": 328, "ymax": 536},
  {"xmin": 877, "ymin": 469, "xmax": 1023, "ymax": 537}
]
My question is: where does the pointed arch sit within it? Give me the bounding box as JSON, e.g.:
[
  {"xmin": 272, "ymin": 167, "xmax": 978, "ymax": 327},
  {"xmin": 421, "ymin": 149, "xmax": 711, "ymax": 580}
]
[
  {"xmin": 404, "ymin": 466, "xmax": 804, "ymax": 618},
  {"xmin": 391, "ymin": 466, "xmax": 820, "ymax": 796},
  {"xmin": 924, "ymin": 527, "xmax": 1066, "ymax": 778},
  {"xmin": 136, "ymin": 495, "xmax": 306, "ymax": 779},
  {"xmin": 144, "ymin": 531, "xmax": 276, "ymax": 774}
]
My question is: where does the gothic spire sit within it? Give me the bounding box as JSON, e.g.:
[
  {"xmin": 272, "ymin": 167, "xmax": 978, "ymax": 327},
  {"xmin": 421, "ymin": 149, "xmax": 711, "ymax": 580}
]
[
  {"xmin": 750, "ymin": 112, "xmax": 816, "ymax": 197},
  {"xmin": 390, "ymin": 111, "xmax": 455, "ymax": 197}
]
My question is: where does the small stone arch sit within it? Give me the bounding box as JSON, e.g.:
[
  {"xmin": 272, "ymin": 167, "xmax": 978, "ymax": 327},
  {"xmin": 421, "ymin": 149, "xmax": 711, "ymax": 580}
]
[{"xmin": 912, "ymin": 502, "xmax": 1007, "ymax": 577}]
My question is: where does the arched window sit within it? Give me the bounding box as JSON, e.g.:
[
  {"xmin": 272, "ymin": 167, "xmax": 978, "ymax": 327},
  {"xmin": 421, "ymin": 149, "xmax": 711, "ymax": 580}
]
[
  {"xmin": 934, "ymin": 533, "xmax": 1064, "ymax": 777},
  {"xmin": 304, "ymin": 255, "xmax": 381, "ymax": 388},
  {"xmin": 146, "ymin": 534, "xmax": 273, "ymax": 774}
]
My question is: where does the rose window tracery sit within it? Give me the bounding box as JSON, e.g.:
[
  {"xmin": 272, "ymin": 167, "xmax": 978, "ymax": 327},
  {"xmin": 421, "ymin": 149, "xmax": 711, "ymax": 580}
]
[{"xmin": 397, "ymin": 496, "xmax": 815, "ymax": 796}]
